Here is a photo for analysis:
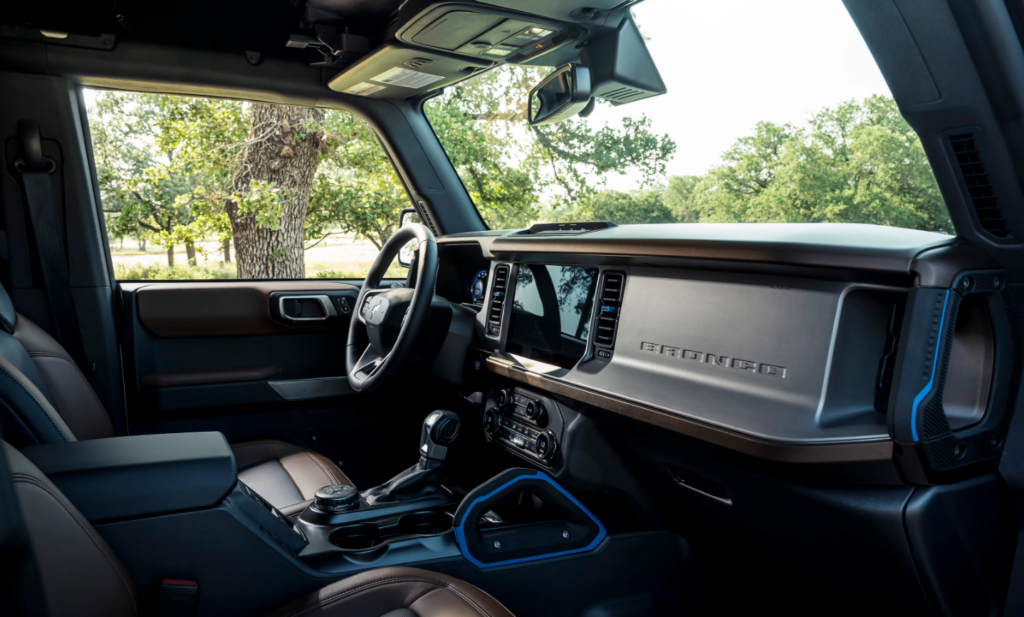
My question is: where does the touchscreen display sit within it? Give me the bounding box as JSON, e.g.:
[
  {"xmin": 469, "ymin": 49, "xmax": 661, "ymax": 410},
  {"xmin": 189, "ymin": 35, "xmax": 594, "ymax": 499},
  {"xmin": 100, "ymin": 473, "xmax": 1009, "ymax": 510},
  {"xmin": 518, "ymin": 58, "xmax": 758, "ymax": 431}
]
[{"xmin": 506, "ymin": 265, "xmax": 599, "ymax": 368}]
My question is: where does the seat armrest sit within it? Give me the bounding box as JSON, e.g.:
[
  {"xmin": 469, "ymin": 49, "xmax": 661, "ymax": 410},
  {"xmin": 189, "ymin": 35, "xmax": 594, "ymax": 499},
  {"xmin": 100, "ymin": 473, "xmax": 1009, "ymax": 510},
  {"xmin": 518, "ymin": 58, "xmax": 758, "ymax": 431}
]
[{"xmin": 22, "ymin": 432, "xmax": 237, "ymax": 522}]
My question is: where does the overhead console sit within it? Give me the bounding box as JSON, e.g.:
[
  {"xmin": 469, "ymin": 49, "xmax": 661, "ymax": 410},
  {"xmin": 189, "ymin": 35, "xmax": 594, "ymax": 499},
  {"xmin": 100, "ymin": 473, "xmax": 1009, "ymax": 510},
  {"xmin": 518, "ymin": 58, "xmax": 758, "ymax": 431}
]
[
  {"xmin": 328, "ymin": 1, "xmax": 583, "ymax": 98},
  {"xmin": 395, "ymin": 4, "xmax": 578, "ymax": 64}
]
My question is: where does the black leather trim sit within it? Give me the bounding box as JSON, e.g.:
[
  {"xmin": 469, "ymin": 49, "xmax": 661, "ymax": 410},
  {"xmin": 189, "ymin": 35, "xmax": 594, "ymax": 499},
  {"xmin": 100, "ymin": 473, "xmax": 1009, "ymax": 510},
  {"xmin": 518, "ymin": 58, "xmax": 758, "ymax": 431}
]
[{"xmin": 0, "ymin": 282, "xmax": 16, "ymax": 334}]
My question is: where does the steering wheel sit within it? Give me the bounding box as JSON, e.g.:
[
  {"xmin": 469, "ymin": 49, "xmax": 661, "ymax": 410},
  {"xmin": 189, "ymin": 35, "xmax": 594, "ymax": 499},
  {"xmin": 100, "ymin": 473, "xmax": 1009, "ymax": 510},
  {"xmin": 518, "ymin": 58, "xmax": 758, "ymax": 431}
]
[{"xmin": 346, "ymin": 223, "xmax": 438, "ymax": 393}]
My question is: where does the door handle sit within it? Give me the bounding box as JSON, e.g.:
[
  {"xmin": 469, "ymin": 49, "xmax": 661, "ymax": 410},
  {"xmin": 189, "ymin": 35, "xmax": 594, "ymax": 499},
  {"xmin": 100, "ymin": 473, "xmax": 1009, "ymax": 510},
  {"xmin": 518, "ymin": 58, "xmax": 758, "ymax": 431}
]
[{"xmin": 278, "ymin": 295, "xmax": 338, "ymax": 322}]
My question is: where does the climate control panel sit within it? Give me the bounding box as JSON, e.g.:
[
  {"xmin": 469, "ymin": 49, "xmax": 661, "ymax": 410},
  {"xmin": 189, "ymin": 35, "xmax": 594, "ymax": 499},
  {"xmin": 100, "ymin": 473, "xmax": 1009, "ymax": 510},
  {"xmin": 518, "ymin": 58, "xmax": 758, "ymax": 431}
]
[{"xmin": 484, "ymin": 388, "xmax": 560, "ymax": 465}]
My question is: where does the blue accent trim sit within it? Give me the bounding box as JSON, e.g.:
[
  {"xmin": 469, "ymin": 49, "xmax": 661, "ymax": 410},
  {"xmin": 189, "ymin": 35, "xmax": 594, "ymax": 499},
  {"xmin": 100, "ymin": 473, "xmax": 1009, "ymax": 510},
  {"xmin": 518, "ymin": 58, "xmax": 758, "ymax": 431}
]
[
  {"xmin": 454, "ymin": 471, "xmax": 607, "ymax": 569},
  {"xmin": 911, "ymin": 290, "xmax": 950, "ymax": 442}
]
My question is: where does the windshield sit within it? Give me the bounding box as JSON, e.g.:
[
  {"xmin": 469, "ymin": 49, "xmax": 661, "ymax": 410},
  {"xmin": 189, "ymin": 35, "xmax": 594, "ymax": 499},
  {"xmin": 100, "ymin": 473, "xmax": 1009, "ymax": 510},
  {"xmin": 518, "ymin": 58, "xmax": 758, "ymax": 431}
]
[{"xmin": 424, "ymin": 0, "xmax": 952, "ymax": 234}]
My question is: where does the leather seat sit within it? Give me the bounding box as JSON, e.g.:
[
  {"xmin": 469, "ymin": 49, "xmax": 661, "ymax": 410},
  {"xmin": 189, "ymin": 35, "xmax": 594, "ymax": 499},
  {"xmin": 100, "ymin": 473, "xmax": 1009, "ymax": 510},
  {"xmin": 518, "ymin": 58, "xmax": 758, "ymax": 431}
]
[
  {"xmin": 0, "ymin": 282, "xmax": 351, "ymax": 512},
  {"xmin": 4, "ymin": 442, "xmax": 514, "ymax": 617}
]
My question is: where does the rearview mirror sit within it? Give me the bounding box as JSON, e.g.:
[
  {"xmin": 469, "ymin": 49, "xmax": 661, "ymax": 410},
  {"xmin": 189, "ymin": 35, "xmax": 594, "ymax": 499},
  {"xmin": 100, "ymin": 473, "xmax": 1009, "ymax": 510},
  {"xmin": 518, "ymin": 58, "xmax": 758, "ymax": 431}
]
[{"xmin": 528, "ymin": 64, "xmax": 592, "ymax": 126}]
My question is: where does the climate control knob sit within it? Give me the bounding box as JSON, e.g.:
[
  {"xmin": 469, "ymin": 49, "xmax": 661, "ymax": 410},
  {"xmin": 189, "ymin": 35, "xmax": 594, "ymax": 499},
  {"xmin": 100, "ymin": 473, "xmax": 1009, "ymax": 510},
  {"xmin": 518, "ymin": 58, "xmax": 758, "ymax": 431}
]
[
  {"xmin": 483, "ymin": 408, "xmax": 498, "ymax": 433},
  {"xmin": 536, "ymin": 431, "xmax": 557, "ymax": 462},
  {"xmin": 496, "ymin": 389, "xmax": 512, "ymax": 410}
]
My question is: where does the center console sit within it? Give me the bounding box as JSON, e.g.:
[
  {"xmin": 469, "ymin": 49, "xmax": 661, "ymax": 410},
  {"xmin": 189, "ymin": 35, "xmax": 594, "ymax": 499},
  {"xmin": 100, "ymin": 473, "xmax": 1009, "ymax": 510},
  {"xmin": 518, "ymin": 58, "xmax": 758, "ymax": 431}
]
[{"xmin": 484, "ymin": 387, "xmax": 565, "ymax": 467}]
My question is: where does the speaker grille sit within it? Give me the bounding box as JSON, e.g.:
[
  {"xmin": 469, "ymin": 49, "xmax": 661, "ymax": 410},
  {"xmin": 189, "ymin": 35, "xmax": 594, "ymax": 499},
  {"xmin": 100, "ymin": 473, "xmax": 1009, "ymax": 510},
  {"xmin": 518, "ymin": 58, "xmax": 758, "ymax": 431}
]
[{"xmin": 947, "ymin": 131, "xmax": 1012, "ymax": 240}]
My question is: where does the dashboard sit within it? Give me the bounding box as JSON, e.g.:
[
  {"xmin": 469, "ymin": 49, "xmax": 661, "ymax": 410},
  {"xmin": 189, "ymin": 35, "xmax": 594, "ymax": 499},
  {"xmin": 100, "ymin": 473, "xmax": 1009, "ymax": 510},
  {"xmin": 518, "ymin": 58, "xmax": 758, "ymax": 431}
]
[{"xmin": 434, "ymin": 223, "xmax": 1018, "ymax": 486}]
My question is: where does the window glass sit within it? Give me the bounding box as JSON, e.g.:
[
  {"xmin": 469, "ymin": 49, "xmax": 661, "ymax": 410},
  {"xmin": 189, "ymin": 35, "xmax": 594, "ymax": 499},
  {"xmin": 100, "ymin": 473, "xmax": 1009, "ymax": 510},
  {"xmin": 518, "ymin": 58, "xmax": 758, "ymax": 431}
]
[
  {"xmin": 86, "ymin": 90, "xmax": 411, "ymax": 280},
  {"xmin": 425, "ymin": 0, "xmax": 952, "ymax": 234}
]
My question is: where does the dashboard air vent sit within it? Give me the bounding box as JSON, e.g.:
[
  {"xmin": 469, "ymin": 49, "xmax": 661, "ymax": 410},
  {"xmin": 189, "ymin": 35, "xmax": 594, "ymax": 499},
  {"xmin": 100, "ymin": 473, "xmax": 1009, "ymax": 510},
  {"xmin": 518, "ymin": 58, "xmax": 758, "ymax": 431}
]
[
  {"xmin": 593, "ymin": 272, "xmax": 625, "ymax": 359},
  {"xmin": 488, "ymin": 265, "xmax": 510, "ymax": 336},
  {"xmin": 947, "ymin": 131, "xmax": 1012, "ymax": 240}
]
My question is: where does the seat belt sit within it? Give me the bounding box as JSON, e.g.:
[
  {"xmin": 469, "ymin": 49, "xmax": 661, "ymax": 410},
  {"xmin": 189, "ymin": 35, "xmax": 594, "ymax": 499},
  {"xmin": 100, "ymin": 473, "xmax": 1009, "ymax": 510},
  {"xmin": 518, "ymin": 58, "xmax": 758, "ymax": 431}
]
[{"xmin": 14, "ymin": 120, "xmax": 93, "ymax": 376}]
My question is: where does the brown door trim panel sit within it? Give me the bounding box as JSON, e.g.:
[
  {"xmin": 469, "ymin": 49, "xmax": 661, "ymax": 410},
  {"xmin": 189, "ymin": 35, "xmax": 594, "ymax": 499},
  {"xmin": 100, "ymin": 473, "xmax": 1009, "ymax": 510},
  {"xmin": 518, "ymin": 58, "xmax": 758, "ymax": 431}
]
[
  {"xmin": 135, "ymin": 282, "xmax": 358, "ymax": 338},
  {"xmin": 140, "ymin": 366, "xmax": 280, "ymax": 389}
]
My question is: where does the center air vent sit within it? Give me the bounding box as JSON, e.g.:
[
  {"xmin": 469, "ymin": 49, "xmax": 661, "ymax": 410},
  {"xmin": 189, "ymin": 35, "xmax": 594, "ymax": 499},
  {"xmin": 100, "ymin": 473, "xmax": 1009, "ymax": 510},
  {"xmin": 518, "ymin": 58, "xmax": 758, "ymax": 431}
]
[
  {"xmin": 947, "ymin": 130, "xmax": 1013, "ymax": 240},
  {"xmin": 593, "ymin": 272, "xmax": 625, "ymax": 360},
  {"xmin": 488, "ymin": 265, "xmax": 510, "ymax": 336}
]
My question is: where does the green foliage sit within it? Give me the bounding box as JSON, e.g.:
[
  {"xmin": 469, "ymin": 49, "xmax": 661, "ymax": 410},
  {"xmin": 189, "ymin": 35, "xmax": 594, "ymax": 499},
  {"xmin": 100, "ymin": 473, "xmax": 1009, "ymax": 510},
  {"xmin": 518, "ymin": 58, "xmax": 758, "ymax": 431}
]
[
  {"xmin": 114, "ymin": 263, "xmax": 237, "ymax": 280},
  {"xmin": 575, "ymin": 189, "xmax": 675, "ymax": 225},
  {"xmin": 425, "ymin": 65, "xmax": 675, "ymax": 228},
  {"xmin": 89, "ymin": 90, "xmax": 413, "ymax": 275},
  {"xmin": 686, "ymin": 96, "xmax": 952, "ymax": 232}
]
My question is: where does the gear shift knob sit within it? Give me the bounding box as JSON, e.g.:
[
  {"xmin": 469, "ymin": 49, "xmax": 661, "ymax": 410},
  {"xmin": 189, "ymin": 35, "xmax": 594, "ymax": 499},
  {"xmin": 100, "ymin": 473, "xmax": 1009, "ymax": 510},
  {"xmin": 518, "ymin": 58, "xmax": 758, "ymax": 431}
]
[{"xmin": 420, "ymin": 410, "xmax": 460, "ymax": 462}]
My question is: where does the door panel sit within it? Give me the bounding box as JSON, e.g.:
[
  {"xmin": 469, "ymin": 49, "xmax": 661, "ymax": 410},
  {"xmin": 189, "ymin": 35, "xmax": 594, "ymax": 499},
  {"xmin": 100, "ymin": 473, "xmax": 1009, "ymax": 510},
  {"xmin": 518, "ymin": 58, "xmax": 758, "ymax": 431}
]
[
  {"xmin": 118, "ymin": 279, "xmax": 449, "ymax": 487},
  {"xmin": 121, "ymin": 281, "xmax": 358, "ymax": 414}
]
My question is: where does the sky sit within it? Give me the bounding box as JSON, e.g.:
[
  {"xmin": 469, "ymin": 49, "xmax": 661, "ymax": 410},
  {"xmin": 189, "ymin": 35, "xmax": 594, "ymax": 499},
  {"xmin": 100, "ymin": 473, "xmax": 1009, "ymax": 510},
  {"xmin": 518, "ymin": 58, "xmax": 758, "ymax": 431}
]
[{"xmin": 590, "ymin": 0, "xmax": 893, "ymax": 190}]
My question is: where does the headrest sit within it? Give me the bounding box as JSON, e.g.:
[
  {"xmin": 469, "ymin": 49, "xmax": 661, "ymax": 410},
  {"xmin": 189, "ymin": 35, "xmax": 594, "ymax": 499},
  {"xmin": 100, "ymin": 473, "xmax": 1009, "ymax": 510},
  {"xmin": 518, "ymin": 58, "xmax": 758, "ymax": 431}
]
[{"xmin": 0, "ymin": 281, "xmax": 16, "ymax": 334}]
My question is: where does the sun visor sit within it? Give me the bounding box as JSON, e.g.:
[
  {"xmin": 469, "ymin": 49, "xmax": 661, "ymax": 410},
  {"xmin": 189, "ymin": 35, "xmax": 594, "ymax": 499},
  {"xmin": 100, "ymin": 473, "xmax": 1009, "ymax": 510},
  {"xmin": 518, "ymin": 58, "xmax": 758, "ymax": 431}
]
[{"xmin": 328, "ymin": 44, "xmax": 493, "ymax": 99}]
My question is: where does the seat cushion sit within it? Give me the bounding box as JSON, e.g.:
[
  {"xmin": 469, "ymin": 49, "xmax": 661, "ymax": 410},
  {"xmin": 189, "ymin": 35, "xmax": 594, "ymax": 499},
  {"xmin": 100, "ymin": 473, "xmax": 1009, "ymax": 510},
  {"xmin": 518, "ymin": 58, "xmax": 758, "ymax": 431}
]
[
  {"xmin": 232, "ymin": 439, "xmax": 351, "ymax": 515},
  {"xmin": 263, "ymin": 567, "xmax": 515, "ymax": 617},
  {"xmin": 5, "ymin": 443, "xmax": 137, "ymax": 617},
  {"xmin": 14, "ymin": 314, "xmax": 115, "ymax": 441}
]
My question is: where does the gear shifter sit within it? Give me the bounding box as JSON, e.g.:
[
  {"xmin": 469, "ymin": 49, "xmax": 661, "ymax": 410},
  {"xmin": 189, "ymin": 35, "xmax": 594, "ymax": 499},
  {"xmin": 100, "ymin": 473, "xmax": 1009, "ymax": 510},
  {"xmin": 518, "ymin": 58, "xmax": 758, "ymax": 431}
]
[{"xmin": 362, "ymin": 410, "xmax": 460, "ymax": 506}]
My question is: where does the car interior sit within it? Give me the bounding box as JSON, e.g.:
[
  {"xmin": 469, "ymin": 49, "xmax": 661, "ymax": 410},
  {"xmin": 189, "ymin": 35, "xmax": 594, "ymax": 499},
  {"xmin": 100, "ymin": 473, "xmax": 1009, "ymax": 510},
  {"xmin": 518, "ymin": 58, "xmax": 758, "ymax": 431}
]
[{"xmin": 2, "ymin": 0, "xmax": 1024, "ymax": 616}]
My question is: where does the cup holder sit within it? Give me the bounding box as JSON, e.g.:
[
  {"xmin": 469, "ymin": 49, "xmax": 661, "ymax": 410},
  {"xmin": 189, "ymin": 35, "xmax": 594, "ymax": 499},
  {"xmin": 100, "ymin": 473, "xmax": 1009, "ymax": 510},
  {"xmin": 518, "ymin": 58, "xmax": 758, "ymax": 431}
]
[
  {"xmin": 329, "ymin": 510, "xmax": 454, "ymax": 553},
  {"xmin": 330, "ymin": 523, "xmax": 381, "ymax": 551},
  {"xmin": 398, "ymin": 511, "xmax": 453, "ymax": 536}
]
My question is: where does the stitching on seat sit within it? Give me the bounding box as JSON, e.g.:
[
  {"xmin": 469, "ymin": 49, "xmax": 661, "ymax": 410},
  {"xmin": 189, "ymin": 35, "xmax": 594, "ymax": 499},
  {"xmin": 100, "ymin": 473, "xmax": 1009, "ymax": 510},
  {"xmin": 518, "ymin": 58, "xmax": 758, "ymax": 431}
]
[
  {"xmin": 280, "ymin": 575, "xmax": 496, "ymax": 617},
  {"xmin": 27, "ymin": 350, "xmax": 74, "ymax": 363},
  {"xmin": 0, "ymin": 367, "xmax": 67, "ymax": 442},
  {"xmin": 12, "ymin": 473, "xmax": 138, "ymax": 613},
  {"xmin": 304, "ymin": 451, "xmax": 340, "ymax": 486}
]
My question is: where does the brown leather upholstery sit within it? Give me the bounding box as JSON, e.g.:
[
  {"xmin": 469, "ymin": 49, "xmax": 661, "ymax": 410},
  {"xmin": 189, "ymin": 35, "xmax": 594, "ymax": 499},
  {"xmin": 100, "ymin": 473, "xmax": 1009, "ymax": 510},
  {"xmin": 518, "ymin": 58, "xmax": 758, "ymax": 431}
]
[
  {"xmin": 13, "ymin": 314, "xmax": 115, "ymax": 441},
  {"xmin": 233, "ymin": 439, "xmax": 353, "ymax": 515},
  {"xmin": 9, "ymin": 312, "xmax": 346, "ymax": 514},
  {"xmin": 5, "ymin": 443, "xmax": 137, "ymax": 617},
  {"xmin": 3, "ymin": 442, "xmax": 515, "ymax": 617},
  {"xmin": 263, "ymin": 566, "xmax": 515, "ymax": 617}
]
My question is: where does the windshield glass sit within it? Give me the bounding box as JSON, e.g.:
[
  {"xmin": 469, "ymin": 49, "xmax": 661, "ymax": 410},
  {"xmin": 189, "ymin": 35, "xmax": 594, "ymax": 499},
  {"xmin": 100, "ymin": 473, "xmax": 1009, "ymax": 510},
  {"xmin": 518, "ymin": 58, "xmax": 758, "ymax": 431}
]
[{"xmin": 424, "ymin": 0, "xmax": 952, "ymax": 234}]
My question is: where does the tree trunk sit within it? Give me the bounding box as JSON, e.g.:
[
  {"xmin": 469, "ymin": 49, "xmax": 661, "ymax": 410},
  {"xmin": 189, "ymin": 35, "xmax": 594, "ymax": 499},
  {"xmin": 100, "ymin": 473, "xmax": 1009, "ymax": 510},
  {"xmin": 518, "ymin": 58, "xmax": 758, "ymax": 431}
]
[
  {"xmin": 185, "ymin": 241, "xmax": 197, "ymax": 267},
  {"xmin": 139, "ymin": 239, "xmax": 147, "ymax": 251},
  {"xmin": 167, "ymin": 245, "xmax": 175, "ymax": 267},
  {"xmin": 222, "ymin": 237, "xmax": 232, "ymax": 263},
  {"xmin": 228, "ymin": 104, "xmax": 324, "ymax": 279}
]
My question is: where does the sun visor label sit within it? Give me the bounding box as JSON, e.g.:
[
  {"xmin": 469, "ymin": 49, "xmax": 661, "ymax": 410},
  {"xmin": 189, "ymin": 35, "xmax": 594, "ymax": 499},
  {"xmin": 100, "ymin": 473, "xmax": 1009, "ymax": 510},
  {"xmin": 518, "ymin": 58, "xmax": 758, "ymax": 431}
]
[
  {"xmin": 343, "ymin": 82, "xmax": 386, "ymax": 96},
  {"xmin": 370, "ymin": 67, "xmax": 445, "ymax": 89}
]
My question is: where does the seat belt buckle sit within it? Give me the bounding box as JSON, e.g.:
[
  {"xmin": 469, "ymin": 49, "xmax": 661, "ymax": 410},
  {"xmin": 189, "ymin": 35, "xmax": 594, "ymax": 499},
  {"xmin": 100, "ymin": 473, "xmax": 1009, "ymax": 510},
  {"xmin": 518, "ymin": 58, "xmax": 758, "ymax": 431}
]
[{"xmin": 159, "ymin": 579, "xmax": 198, "ymax": 617}]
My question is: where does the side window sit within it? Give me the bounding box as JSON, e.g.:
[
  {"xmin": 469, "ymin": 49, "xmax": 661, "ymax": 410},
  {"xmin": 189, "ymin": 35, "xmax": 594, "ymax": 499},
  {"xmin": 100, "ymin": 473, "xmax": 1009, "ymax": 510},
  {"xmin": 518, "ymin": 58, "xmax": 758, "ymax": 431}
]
[{"xmin": 86, "ymin": 90, "xmax": 411, "ymax": 280}]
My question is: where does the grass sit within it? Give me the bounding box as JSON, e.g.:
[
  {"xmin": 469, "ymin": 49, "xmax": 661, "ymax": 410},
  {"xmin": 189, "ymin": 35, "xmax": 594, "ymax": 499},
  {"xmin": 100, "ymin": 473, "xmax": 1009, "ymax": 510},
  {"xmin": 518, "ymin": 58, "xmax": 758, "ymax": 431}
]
[
  {"xmin": 115, "ymin": 260, "xmax": 408, "ymax": 281},
  {"xmin": 115, "ymin": 263, "xmax": 237, "ymax": 280}
]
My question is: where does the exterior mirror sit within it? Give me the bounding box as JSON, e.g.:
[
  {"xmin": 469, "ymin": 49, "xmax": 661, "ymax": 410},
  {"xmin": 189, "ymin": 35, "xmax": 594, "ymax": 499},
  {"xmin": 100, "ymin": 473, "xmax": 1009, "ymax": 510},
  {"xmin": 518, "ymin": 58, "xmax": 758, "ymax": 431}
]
[
  {"xmin": 397, "ymin": 207, "xmax": 420, "ymax": 267},
  {"xmin": 528, "ymin": 64, "xmax": 593, "ymax": 126}
]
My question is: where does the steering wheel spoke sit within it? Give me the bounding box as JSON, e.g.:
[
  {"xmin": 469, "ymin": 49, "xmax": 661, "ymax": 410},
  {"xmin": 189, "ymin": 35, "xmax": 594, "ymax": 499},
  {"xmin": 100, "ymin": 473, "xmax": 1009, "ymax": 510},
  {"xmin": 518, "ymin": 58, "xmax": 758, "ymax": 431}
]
[
  {"xmin": 345, "ymin": 223, "xmax": 438, "ymax": 393},
  {"xmin": 353, "ymin": 345, "xmax": 388, "ymax": 379}
]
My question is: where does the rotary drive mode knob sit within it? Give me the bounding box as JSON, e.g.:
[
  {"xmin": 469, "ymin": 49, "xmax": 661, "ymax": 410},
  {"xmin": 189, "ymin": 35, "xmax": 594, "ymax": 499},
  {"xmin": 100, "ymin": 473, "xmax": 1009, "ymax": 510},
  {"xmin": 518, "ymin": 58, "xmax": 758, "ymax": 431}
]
[{"xmin": 314, "ymin": 484, "xmax": 359, "ymax": 512}]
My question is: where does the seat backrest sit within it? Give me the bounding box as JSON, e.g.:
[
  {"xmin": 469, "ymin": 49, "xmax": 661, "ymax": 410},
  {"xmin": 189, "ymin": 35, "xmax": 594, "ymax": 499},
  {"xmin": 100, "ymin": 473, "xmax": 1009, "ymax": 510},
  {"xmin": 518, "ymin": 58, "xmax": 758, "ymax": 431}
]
[
  {"xmin": 4, "ymin": 441, "xmax": 138, "ymax": 617},
  {"xmin": 0, "ymin": 282, "xmax": 114, "ymax": 447}
]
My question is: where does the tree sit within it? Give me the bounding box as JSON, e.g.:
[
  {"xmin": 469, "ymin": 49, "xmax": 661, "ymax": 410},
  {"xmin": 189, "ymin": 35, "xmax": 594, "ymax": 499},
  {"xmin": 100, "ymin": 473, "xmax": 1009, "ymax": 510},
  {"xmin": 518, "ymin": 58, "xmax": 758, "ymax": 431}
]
[
  {"xmin": 686, "ymin": 96, "xmax": 952, "ymax": 233},
  {"xmin": 577, "ymin": 189, "xmax": 674, "ymax": 224},
  {"xmin": 662, "ymin": 175, "xmax": 701, "ymax": 222},
  {"xmin": 425, "ymin": 65, "xmax": 676, "ymax": 228},
  {"xmin": 228, "ymin": 104, "xmax": 324, "ymax": 279}
]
